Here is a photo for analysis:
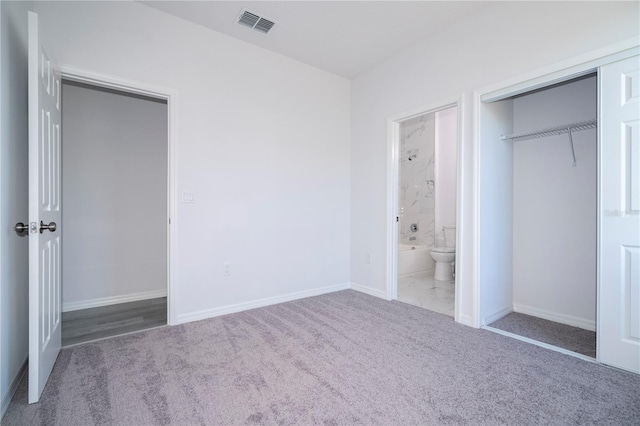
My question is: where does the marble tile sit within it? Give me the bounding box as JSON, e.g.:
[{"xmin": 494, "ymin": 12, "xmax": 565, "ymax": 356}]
[
  {"xmin": 400, "ymin": 113, "xmax": 436, "ymax": 247},
  {"xmin": 397, "ymin": 271, "xmax": 454, "ymax": 317}
]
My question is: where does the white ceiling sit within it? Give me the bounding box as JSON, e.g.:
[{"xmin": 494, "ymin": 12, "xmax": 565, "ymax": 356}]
[{"xmin": 141, "ymin": 1, "xmax": 488, "ymax": 78}]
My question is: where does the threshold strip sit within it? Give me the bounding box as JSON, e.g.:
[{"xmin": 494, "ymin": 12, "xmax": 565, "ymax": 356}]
[{"xmin": 481, "ymin": 325, "xmax": 596, "ymax": 363}]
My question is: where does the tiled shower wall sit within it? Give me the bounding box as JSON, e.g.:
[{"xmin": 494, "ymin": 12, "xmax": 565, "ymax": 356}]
[{"xmin": 399, "ymin": 113, "xmax": 435, "ymax": 247}]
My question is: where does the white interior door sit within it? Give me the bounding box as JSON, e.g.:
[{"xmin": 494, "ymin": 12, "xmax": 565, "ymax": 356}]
[
  {"xmin": 599, "ymin": 55, "xmax": 640, "ymax": 374},
  {"xmin": 28, "ymin": 11, "xmax": 62, "ymax": 403}
]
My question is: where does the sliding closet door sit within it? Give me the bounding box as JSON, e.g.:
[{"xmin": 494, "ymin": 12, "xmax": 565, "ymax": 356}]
[{"xmin": 599, "ymin": 55, "xmax": 640, "ymax": 374}]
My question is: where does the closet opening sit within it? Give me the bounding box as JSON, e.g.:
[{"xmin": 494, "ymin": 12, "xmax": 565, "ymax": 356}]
[
  {"xmin": 60, "ymin": 80, "xmax": 169, "ymax": 346},
  {"xmin": 480, "ymin": 73, "xmax": 598, "ymax": 358}
]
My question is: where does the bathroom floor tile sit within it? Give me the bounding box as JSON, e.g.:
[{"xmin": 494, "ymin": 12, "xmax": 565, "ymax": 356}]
[{"xmin": 397, "ymin": 271, "xmax": 454, "ymax": 317}]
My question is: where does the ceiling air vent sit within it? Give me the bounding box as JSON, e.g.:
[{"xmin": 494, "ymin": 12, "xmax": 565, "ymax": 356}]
[{"xmin": 237, "ymin": 9, "xmax": 276, "ymax": 34}]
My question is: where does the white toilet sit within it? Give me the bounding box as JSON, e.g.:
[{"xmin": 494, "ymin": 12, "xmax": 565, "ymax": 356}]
[{"xmin": 430, "ymin": 225, "xmax": 456, "ymax": 281}]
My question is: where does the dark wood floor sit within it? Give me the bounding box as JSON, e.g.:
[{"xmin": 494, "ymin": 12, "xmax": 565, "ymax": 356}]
[{"xmin": 62, "ymin": 297, "xmax": 167, "ymax": 347}]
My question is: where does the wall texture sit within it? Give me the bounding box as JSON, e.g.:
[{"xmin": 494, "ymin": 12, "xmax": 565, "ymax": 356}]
[
  {"xmin": 33, "ymin": 1, "xmax": 351, "ymax": 323},
  {"xmin": 479, "ymin": 98, "xmax": 514, "ymax": 324},
  {"xmin": 61, "ymin": 83, "xmax": 168, "ymax": 311},
  {"xmin": 0, "ymin": 0, "xmax": 31, "ymax": 417},
  {"xmin": 350, "ymin": 1, "xmax": 639, "ymax": 325},
  {"xmin": 512, "ymin": 76, "xmax": 597, "ymax": 330}
]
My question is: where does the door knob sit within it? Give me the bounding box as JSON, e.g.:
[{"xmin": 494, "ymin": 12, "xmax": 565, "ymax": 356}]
[
  {"xmin": 39, "ymin": 221, "xmax": 57, "ymax": 233},
  {"xmin": 14, "ymin": 222, "xmax": 29, "ymax": 235}
]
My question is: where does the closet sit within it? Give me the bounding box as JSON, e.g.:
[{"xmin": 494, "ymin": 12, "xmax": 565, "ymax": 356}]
[{"xmin": 482, "ymin": 75, "xmax": 598, "ymax": 357}]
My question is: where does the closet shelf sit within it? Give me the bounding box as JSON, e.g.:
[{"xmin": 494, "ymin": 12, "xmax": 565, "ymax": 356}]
[{"xmin": 500, "ymin": 119, "xmax": 597, "ymax": 142}]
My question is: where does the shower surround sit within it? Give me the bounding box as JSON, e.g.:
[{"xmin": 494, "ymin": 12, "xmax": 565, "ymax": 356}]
[{"xmin": 399, "ymin": 113, "xmax": 435, "ymax": 263}]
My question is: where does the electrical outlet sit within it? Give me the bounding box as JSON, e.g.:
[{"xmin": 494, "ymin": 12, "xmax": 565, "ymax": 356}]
[
  {"xmin": 181, "ymin": 191, "xmax": 196, "ymax": 203},
  {"xmin": 223, "ymin": 262, "xmax": 231, "ymax": 276},
  {"xmin": 365, "ymin": 253, "xmax": 371, "ymax": 264}
]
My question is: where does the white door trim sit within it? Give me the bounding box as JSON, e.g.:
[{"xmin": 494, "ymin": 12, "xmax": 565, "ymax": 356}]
[
  {"xmin": 386, "ymin": 95, "xmax": 464, "ymax": 323},
  {"xmin": 472, "ymin": 38, "xmax": 640, "ymax": 333},
  {"xmin": 59, "ymin": 67, "xmax": 179, "ymax": 326}
]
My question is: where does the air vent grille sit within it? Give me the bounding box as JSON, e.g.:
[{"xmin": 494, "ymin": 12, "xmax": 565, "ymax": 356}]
[
  {"xmin": 238, "ymin": 11, "xmax": 260, "ymax": 28},
  {"xmin": 237, "ymin": 9, "xmax": 276, "ymax": 34},
  {"xmin": 254, "ymin": 18, "xmax": 275, "ymax": 34}
]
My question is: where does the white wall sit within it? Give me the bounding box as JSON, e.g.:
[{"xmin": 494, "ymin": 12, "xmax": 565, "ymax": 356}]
[
  {"xmin": 0, "ymin": 0, "xmax": 31, "ymax": 417},
  {"xmin": 434, "ymin": 106, "xmax": 457, "ymax": 246},
  {"xmin": 479, "ymin": 99, "xmax": 514, "ymax": 324},
  {"xmin": 33, "ymin": 1, "xmax": 351, "ymax": 323},
  {"xmin": 61, "ymin": 83, "xmax": 168, "ymax": 311},
  {"xmin": 512, "ymin": 76, "xmax": 597, "ymax": 330},
  {"xmin": 350, "ymin": 1, "xmax": 639, "ymax": 326}
]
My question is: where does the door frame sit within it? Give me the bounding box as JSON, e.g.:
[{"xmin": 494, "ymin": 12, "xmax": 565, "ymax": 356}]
[
  {"xmin": 473, "ymin": 38, "xmax": 640, "ymax": 358},
  {"xmin": 386, "ymin": 95, "xmax": 464, "ymax": 322},
  {"xmin": 60, "ymin": 67, "xmax": 178, "ymax": 325}
]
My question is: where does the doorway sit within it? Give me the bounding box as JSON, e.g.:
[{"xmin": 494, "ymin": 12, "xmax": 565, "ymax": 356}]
[
  {"xmin": 480, "ymin": 75, "xmax": 598, "ymax": 358},
  {"xmin": 60, "ymin": 80, "xmax": 169, "ymax": 346},
  {"xmin": 389, "ymin": 103, "xmax": 460, "ymax": 317}
]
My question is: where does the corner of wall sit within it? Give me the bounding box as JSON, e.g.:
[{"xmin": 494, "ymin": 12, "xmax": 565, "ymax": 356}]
[{"xmin": 0, "ymin": 361, "xmax": 26, "ymax": 419}]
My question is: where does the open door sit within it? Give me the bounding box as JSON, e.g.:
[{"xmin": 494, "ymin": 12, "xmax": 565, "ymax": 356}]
[
  {"xmin": 599, "ymin": 55, "xmax": 640, "ymax": 374},
  {"xmin": 28, "ymin": 11, "xmax": 62, "ymax": 403}
]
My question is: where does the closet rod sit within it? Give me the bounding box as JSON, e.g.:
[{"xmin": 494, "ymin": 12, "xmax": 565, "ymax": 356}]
[
  {"xmin": 500, "ymin": 119, "xmax": 597, "ymax": 142},
  {"xmin": 501, "ymin": 119, "xmax": 596, "ymax": 167}
]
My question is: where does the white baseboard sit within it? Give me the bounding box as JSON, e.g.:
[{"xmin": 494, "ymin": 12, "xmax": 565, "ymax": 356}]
[
  {"xmin": 483, "ymin": 306, "xmax": 513, "ymax": 326},
  {"xmin": 457, "ymin": 313, "xmax": 477, "ymax": 328},
  {"xmin": 513, "ymin": 303, "xmax": 596, "ymax": 332},
  {"xmin": 1, "ymin": 359, "xmax": 27, "ymax": 420},
  {"xmin": 63, "ymin": 289, "xmax": 167, "ymax": 312},
  {"xmin": 349, "ymin": 282, "xmax": 388, "ymax": 300},
  {"xmin": 176, "ymin": 282, "xmax": 351, "ymax": 325}
]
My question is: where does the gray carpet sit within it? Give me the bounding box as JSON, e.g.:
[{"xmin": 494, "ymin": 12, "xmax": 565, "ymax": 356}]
[
  {"xmin": 489, "ymin": 312, "xmax": 597, "ymax": 358},
  {"xmin": 3, "ymin": 290, "xmax": 639, "ymax": 425}
]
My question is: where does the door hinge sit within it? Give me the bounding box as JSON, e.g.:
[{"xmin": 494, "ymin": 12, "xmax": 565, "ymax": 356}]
[{"xmin": 396, "ymin": 216, "xmax": 399, "ymax": 223}]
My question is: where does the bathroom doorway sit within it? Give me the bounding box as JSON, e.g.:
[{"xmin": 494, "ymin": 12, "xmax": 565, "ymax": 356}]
[{"xmin": 389, "ymin": 103, "xmax": 459, "ymax": 317}]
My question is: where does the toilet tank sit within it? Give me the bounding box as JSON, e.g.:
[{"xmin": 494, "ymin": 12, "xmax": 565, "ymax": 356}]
[{"xmin": 443, "ymin": 225, "xmax": 456, "ymax": 248}]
